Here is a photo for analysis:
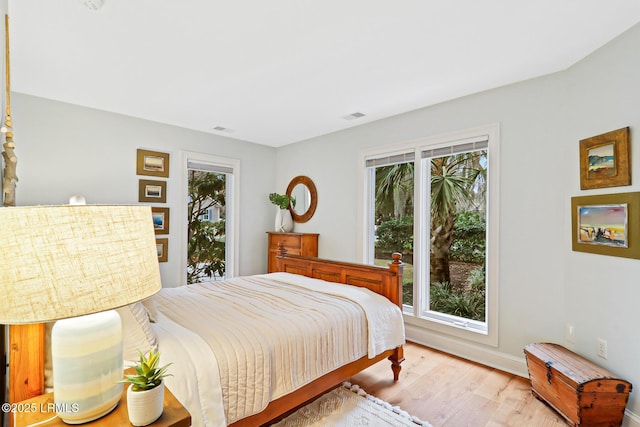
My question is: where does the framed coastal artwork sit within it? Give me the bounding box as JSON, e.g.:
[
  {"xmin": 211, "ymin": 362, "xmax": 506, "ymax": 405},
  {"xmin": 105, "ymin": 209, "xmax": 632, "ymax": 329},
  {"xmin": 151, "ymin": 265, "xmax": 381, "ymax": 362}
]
[
  {"xmin": 571, "ymin": 192, "xmax": 640, "ymax": 259},
  {"xmin": 137, "ymin": 149, "xmax": 170, "ymax": 178},
  {"xmin": 151, "ymin": 207, "xmax": 170, "ymax": 235},
  {"xmin": 139, "ymin": 179, "xmax": 167, "ymax": 203},
  {"xmin": 579, "ymin": 127, "xmax": 630, "ymax": 190},
  {"xmin": 156, "ymin": 238, "xmax": 168, "ymax": 262}
]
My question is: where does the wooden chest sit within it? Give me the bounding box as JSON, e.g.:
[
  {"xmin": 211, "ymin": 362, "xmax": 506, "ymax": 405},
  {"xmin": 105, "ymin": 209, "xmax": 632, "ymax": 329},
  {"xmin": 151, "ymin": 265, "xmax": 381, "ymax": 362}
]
[{"xmin": 524, "ymin": 343, "xmax": 631, "ymax": 427}]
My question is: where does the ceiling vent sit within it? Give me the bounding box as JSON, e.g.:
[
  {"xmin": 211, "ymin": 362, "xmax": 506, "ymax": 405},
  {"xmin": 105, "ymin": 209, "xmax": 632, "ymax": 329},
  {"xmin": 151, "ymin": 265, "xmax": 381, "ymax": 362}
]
[
  {"xmin": 79, "ymin": 0, "xmax": 105, "ymax": 10},
  {"xmin": 342, "ymin": 112, "xmax": 366, "ymax": 121},
  {"xmin": 213, "ymin": 126, "xmax": 234, "ymax": 133}
]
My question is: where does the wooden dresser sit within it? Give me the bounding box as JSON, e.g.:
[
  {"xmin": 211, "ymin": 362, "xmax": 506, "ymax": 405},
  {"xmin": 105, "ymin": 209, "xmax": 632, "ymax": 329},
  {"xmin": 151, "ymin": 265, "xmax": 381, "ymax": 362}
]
[{"xmin": 267, "ymin": 232, "xmax": 319, "ymax": 273}]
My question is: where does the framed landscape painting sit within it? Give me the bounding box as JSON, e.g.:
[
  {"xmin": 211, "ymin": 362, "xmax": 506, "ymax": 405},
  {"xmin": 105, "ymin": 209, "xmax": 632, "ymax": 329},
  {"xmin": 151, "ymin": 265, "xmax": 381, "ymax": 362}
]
[
  {"xmin": 571, "ymin": 192, "xmax": 640, "ymax": 259},
  {"xmin": 139, "ymin": 179, "xmax": 167, "ymax": 203},
  {"xmin": 151, "ymin": 207, "xmax": 170, "ymax": 235},
  {"xmin": 579, "ymin": 127, "xmax": 630, "ymax": 190},
  {"xmin": 137, "ymin": 149, "xmax": 170, "ymax": 178}
]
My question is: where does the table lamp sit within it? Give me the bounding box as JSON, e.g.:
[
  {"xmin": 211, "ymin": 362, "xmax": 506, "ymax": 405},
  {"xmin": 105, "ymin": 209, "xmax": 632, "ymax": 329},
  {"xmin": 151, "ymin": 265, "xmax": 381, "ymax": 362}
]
[{"xmin": 0, "ymin": 204, "xmax": 162, "ymax": 424}]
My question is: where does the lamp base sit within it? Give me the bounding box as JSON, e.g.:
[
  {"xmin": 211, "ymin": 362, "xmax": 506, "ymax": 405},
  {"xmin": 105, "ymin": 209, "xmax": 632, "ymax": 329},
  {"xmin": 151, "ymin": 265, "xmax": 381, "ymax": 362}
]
[
  {"xmin": 52, "ymin": 310, "xmax": 123, "ymax": 424},
  {"xmin": 60, "ymin": 401, "xmax": 120, "ymax": 425}
]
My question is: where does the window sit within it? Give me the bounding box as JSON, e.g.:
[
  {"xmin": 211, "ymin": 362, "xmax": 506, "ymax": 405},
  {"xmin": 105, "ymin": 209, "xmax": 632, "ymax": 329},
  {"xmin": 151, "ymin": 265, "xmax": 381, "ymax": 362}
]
[
  {"xmin": 366, "ymin": 153, "xmax": 415, "ymax": 304},
  {"xmin": 182, "ymin": 151, "xmax": 240, "ymax": 285},
  {"xmin": 362, "ymin": 124, "xmax": 499, "ymax": 345}
]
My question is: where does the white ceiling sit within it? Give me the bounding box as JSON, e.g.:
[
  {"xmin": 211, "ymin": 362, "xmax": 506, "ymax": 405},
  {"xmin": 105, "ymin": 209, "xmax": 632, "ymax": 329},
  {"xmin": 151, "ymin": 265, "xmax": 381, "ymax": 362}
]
[{"xmin": 8, "ymin": 1, "xmax": 640, "ymax": 147}]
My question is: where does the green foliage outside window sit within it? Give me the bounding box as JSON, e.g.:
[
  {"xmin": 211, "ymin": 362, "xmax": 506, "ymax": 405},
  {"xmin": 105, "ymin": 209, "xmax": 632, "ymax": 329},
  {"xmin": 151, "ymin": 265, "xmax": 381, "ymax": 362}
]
[
  {"xmin": 375, "ymin": 216, "xmax": 413, "ymax": 253},
  {"xmin": 187, "ymin": 170, "xmax": 226, "ymax": 284},
  {"xmin": 372, "ymin": 150, "xmax": 487, "ymax": 318},
  {"xmin": 450, "ymin": 211, "xmax": 486, "ymax": 264},
  {"xmin": 429, "ymin": 267, "xmax": 486, "ymax": 321}
]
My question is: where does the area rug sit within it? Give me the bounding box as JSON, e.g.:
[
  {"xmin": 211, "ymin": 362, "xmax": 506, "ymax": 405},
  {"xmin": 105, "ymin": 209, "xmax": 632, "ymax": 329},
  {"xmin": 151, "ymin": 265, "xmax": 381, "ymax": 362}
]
[{"xmin": 272, "ymin": 382, "xmax": 432, "ymax": 426}]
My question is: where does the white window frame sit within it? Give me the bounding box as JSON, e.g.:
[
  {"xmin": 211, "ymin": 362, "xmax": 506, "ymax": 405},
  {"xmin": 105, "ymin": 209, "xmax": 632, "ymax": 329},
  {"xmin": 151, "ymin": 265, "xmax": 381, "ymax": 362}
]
[
  {"xmin": 181, "ymin": 151, "xmax": 240, "ymax": 286},
  {"xmin": 358, "ymin": 123, "xmax": 500, "ymax": 346}
]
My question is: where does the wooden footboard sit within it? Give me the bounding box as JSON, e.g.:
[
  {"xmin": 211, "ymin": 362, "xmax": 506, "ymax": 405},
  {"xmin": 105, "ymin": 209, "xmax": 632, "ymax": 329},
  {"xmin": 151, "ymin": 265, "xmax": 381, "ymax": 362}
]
[
  {"xmin": 230, "ymin": 347, "xmax": 403, "ymax": 427},
  {"xmin": 228, "ymin": 248, "xmax": 405, "ymax": 427}
]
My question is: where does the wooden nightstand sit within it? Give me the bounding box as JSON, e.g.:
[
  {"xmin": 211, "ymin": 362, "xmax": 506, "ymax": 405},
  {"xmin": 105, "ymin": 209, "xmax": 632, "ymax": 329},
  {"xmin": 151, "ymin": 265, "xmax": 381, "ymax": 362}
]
[{"xmin": 13, "ymin": 384, "xmax": 191, "ymax": 427}]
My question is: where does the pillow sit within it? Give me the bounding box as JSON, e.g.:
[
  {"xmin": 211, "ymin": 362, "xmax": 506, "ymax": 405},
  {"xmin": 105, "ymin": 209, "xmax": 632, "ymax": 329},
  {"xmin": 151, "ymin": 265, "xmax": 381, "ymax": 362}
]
[
  {"xmin": 116, "ymin": 302, "xmax": 158, "ymax": 362},
  {"xmin": 141, "ymin": 296, "xmax": 159, "ymax": 323}
]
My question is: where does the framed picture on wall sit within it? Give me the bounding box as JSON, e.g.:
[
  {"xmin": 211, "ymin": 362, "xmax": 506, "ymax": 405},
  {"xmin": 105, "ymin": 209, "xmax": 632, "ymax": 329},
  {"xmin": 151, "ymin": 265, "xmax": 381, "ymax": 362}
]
[
  {"xmin": 139, "ymin": 179, "xmax": 167, "ymax": 203},
  {"xmin": 156, "ymin": 238, "xmax": 168, "ymax": 262},
  {"xmin": 151, "ymin": 207, "xmax": 170, "ymax": 235},
  {"xmin": 137, "ymin": 149, "xmax": 170, "ymax": 178},
  {"xmin": 571, "ymin": 192, "xmax": 640, "ymax": 259},
  {"xmin": 579, "ymin": 127, "xmax": 630, "ymax": 190}
]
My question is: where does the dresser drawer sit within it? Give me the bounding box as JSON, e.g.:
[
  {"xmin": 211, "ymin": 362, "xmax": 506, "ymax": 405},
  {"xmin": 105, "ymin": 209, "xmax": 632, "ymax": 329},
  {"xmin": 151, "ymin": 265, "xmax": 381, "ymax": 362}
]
[{"xmin": 269, "ymin": 233, "xmax": 302, "ymax": 250}]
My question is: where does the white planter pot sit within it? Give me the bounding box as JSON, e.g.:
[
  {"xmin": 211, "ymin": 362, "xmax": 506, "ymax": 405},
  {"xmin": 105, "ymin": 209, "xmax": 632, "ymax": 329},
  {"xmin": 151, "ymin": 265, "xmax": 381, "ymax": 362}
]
[
  {"xmin": 127, "ymin": 382, "xmax": 164, "ymax": 426},
  {"xmin": 275, "ymin": 208, "xmax": 293, "ymax": 232}
]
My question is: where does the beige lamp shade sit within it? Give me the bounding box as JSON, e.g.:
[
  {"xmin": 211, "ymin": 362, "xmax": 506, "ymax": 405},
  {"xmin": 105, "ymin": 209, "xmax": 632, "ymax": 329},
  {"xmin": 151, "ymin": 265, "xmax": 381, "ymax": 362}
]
[{"xmin": 0, "ymin": 204, "xmax": 162, "ymax": 324}]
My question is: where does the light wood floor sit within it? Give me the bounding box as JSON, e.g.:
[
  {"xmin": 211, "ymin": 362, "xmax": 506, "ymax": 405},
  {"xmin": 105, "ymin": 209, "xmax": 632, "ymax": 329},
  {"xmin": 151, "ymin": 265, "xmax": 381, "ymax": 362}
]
[{"xmin": 349, "ymin": 341, "xmax": 567, "ymax": 427}]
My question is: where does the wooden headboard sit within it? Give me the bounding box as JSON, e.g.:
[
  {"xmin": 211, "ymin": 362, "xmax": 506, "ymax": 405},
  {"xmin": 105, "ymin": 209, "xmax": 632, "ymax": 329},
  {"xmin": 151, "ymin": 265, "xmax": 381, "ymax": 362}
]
[{"xmin": 275, "ymin": 244, "xmax": 403, "ymax": 308}]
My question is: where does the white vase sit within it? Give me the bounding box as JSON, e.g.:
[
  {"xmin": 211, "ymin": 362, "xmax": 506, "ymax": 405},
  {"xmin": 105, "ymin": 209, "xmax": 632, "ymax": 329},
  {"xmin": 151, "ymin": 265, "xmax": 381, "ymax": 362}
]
[
  {"xmin": 127, "ymin": 382, "xmax": 164, "ymax": 426},
  {"xmin": 275, "ymin": 208, "xmax": 293, "ymax": 232}
]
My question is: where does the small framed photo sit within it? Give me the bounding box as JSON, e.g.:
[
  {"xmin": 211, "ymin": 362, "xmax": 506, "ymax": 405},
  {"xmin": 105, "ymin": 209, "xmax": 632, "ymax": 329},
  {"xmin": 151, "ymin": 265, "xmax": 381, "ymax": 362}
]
[
  {"xmin": 156, "ymin": 238, "xmax": 168, "ymax": 262},
  {"xmin": 139, "ymin": 179, "xmax": 167, "ymax": 203},
  {"xmin": 151, "ymin": 207, "xmax": 170, "ymax": 235},
  {"xmin": 137, "ymin": 149, "xmax": 170, "ymax": 178},
  {"xmin": 571, "ymin": 192, "xmax": 640, "ymax": 259},
  {"xmin": 579, "ymin": 127, "xmax": 630, "ymax": 190}
]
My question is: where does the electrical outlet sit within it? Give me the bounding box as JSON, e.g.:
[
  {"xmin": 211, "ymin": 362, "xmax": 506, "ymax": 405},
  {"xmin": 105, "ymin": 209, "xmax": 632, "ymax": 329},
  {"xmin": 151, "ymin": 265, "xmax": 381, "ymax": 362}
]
[
  {"xmin": 597, "ymin": 338, "xmax": 608, "ymax": 359},
  {"xmin": 565, "ymin": 324, "xmax": 575, "ymax": 343}
]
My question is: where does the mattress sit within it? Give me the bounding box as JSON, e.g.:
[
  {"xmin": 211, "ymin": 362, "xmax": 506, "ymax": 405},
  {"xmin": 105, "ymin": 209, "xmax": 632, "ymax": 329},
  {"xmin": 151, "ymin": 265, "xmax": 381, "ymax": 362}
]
[{"xmin": 149, "ymin": 272, "xmax": 405, "ymax": 426}]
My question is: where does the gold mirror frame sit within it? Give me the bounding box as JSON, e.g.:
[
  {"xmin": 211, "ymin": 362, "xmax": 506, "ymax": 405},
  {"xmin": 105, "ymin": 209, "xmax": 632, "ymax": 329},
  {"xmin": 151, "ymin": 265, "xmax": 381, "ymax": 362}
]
[{"xmin": 286, "ymin": 175, "xmax": 317, "ymax": 223}]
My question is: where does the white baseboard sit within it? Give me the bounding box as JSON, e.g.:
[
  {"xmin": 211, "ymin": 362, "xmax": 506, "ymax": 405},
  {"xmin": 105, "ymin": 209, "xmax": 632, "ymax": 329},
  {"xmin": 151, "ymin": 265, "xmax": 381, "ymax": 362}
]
[
  {"xmin": 405, "ymin": 323, "xmax": 529, "ymax": 378},
  {"xmin": 624, "ymin": 410, "xmax": 640, "ymax": 427},
  {"xmin": 405, "ymin": 323, "xmax": 640, "ymax": 426}
]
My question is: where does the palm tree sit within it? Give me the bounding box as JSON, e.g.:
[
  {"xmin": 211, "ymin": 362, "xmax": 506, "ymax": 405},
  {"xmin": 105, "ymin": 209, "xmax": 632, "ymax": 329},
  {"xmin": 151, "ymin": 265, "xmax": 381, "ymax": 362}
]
[
  {"xmin": 375, "ymin": 163, "xmax": 414, "ymax": 220},
  {"xmin": 371, "ymin": 154, "xmax": 486, "ymax": 285},
  {"xmin": 430, "ymin": 151, "xmax": 486, "ymax": 283}
]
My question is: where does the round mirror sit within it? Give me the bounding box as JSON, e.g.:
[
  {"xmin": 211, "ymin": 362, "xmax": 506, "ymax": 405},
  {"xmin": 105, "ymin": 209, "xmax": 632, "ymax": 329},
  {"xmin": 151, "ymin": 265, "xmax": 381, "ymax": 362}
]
[{"xmin": 286, "ymin": 176, "xmax": 317, "ymax": 223}]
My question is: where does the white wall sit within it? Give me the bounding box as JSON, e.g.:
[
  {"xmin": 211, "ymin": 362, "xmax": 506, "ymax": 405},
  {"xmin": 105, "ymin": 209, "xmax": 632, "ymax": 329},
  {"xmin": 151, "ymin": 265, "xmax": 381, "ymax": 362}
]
[
  {"xmin": 277, "ymin": 22, "xmax": 640, "ymax": 419},
  {"xmin": 11, "ymin": 94, "xmax": 277, "ymax": 284},
  {"xmin": 564, "ymin": 21, "xmax": 640, "ymax": 422}
]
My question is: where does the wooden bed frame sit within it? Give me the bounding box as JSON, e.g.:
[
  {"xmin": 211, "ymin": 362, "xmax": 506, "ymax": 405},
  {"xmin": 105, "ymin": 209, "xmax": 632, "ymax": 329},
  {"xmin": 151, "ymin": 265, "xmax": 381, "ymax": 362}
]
[
  {"xmin": 228, "ymin": 246, "xmax": 405, "ymax": 426},
  {"xmin": 8, "ymin": 248, "xmax": 404, "ymax": 426}
]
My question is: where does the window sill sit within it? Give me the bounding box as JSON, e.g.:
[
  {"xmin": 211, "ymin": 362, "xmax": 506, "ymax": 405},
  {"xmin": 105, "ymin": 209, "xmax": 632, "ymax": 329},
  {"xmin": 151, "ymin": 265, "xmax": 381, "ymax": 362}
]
[{"xmin": 403, "ymin": 311, "xmax": 498, "ymax": 347}]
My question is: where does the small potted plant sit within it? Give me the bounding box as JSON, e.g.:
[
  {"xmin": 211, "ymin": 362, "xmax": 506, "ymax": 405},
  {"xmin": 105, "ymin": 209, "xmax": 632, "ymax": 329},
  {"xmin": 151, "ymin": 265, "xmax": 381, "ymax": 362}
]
[
  {"xmin": 269, "ymin": 192, "xmax": 296, "ymax": 232},
  {"xmin": 120, "ymin": 349, "xmax": 172, "ymax": 426}
]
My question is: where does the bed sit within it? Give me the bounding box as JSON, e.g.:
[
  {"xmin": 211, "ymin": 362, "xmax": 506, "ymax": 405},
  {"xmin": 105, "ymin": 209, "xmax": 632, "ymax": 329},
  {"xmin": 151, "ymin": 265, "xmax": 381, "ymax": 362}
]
[{"xmin": 9, "ymin": 248, "xmax": 405, "ymax": 426}]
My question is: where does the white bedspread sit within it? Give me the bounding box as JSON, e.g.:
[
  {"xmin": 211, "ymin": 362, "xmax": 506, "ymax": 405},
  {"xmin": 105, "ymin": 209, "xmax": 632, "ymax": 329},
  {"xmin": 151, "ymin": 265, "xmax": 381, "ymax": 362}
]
[
  {"xmin": 152, "ymin": 312, "xmax": 225, "ymax": 426},
  {"xmin": 266, "ymin": 272, "xmax": 405, "ymax": 358},
  {"xmin": 151, "ymin": 272, "xmax": 404, "ymax": 426}
]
